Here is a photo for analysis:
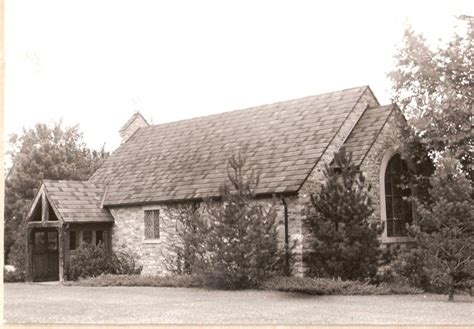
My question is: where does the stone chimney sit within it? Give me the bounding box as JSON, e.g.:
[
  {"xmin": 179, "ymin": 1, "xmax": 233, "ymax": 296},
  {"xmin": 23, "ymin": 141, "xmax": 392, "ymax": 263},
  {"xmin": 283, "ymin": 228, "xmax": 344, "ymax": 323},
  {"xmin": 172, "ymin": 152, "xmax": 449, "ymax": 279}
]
[{"xmin": 119, "ymin": 112, "xmax": 149, "ymax": 143}]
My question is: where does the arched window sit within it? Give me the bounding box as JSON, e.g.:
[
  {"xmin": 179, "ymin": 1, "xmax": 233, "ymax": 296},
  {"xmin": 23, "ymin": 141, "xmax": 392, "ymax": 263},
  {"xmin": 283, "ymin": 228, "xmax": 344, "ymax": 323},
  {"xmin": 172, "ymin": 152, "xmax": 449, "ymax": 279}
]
[{"xmin": 384, "ymin": 154, "xmax": 413, "ymax": 237}]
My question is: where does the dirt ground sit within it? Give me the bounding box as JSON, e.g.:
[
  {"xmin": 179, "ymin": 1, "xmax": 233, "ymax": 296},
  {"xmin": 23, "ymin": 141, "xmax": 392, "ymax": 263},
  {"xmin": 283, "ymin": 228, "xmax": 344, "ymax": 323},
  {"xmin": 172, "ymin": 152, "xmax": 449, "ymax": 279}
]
[{"xmin": 3, "ymin": 282, "xmax": 473, "ymax": 325}]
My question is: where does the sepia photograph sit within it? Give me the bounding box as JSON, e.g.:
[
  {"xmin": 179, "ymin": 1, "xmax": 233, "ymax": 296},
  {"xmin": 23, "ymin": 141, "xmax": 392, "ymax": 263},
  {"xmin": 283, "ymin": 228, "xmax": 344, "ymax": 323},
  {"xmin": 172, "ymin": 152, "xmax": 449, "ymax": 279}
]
[{"xmin": 2, "ymin": 0, "xmax": 473, "ymax": 326}]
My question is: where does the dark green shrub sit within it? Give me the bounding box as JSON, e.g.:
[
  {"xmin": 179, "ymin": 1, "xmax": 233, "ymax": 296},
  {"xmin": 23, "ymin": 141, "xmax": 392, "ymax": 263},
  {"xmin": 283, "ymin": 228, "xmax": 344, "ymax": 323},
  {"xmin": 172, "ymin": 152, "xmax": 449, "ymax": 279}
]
[
  {"xmin": 66, "ymin": 274, "xmax": 204, "ymax": 288},
  {"xmin": 262, "ymin": 276, "xmax": 421, "ymax": 295},
  {"xmin": 389, "ymin": 247, "xmax": 431, "ymax": 291},
  {"xmin": 115, "ymin": 250, "xmax": 143, "ymax": 276},
  {"xmin": 67, "ymin": 274, "xmax": 421, "ymax": 295},
  {"xmin": 66, "ymin": 242, "xmax": 141, "ymax": 281}
]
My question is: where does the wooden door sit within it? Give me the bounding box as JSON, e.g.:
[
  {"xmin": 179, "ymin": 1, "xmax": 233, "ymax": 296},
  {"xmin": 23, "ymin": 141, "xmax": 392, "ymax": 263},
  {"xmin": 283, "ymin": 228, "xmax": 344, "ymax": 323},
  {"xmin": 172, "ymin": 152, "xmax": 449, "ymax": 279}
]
[{"xmin": 33, "ymin": 230, "xmax": 59, "ymax": 281}]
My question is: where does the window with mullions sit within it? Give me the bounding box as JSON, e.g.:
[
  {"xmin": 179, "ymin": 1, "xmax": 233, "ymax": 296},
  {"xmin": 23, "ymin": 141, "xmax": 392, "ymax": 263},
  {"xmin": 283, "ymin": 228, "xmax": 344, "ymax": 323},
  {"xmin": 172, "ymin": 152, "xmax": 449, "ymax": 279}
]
[
  {"xmin": 83, "ymin": 230, "xmax": 93, "ymax": 244},
  {"xmin": 69, "ymin": 231, "xmax": 77, "ymax": 250},
  {"xmin": 144, "ymin": 209, "xmax": 160, "ymax": 240},
  {"xmin": 384, "ymin": 154, "xmax": 413, "ymax": 237},
  {"xmin": 96, "ymin": 230, "xmax": 104, "ymax": 245}
]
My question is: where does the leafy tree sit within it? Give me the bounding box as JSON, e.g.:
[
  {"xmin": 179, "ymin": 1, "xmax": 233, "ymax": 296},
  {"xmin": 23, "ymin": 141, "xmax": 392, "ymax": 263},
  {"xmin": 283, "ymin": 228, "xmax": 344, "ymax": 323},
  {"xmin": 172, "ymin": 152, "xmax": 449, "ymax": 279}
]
[
  {"xmin": 409, "ymin": 156, "xmax": 473, "ymax": 301},
  {"xmin": 4, "ymin": 122, "xmax": 108, "ymax": 275},
  {"xmin": 305, "ymin": 148, "xmax": 380, "ymax": 280},
  {"xmin": 389, "ymin": 16, "xmax": 473, "ymax": 180},
  {"xmin": 388, "ymin": 16, "xmax": 474, "ymax": 300},
  {"xmin": 161, "ymin": 202, "xmax": 209, "ymax": 276}
]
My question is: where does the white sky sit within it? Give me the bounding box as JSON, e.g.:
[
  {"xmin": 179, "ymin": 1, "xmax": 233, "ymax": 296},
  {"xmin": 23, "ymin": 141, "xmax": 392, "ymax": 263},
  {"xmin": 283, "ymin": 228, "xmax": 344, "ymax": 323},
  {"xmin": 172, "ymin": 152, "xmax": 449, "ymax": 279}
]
[{"xmin": 4, "ymin": 0, "xmax": 473, "ymax": 156}]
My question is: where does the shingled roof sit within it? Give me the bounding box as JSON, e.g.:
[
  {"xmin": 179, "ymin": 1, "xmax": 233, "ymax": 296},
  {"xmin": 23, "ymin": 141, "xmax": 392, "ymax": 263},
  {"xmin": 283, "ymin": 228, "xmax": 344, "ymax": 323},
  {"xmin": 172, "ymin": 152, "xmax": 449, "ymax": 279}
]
[
  {"xmin": 90, "ymin": 85, "xmax": 381, "ymax": 206},
  {"xmin": 43, "ymin": 180, "xmax": 113, "ymax": 223},
  {"xmin": 343, "ymin": 105, "xmax": 394, "ymax": 164}
]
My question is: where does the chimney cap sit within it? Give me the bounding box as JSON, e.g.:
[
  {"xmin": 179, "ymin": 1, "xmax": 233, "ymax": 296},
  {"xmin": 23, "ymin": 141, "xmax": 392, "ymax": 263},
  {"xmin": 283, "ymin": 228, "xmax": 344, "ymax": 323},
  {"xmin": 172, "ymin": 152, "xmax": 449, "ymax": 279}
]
[
  {"xmin": 119, "ymin": 111, "xmax": 149, "ymax": 133},
  {"xmin": 119, "ymin": 111, "xmax": 149, "ymax": 144}
]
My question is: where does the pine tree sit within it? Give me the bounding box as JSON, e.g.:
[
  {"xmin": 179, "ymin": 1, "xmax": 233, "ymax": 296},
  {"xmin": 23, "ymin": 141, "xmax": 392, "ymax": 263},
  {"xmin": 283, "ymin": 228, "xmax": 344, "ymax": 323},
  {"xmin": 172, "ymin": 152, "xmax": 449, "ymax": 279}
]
[
  {"xmin": 203, "ymin": 151, "xmax": 287, "ymax": 288},
  {"xmin": 305, "ymin": 148, "xmax": 380, "ymax": 280},
  {"xmin": 410, "ymin": 156, "xmax": 474, "ymax": 301}
]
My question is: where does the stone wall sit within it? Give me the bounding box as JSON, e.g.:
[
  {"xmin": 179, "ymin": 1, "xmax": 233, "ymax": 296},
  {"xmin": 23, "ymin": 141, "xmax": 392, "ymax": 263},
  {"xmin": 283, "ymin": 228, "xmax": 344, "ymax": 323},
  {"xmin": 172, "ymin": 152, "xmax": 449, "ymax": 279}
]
[
  {"xmin": 280, "ymin": 196, "xmax": 305, "ymax": 276},
  {"xmin": 359, "ymin": 109, "xmax": 408, "ymax": 241},
  {"xmin": 109, "ymin": 197, "xmax": 306, "ymax": 276},
  {"xmin": 109, "ymin": 205, "xmax": 181, "ymax": 275}
]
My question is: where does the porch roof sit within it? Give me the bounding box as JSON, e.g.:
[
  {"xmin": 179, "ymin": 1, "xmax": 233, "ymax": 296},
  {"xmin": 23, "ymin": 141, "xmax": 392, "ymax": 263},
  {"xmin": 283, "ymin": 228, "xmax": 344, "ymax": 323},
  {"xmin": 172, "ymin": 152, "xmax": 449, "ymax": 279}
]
[{"xmin": 43, "ymin": 180, "xmax": 113, "ymax": 223}]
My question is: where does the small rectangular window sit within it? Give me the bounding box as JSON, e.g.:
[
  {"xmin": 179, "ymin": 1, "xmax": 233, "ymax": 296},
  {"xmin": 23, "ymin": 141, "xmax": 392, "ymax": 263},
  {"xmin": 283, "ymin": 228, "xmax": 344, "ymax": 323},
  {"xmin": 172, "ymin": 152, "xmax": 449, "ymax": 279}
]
[
  {"xmin": 96, "ymin": 230, "xmax": 104, "ymax": 246},
  {"xmin": 69, "ymin": 231, "xmax": 77, "ymax": 250},
  {"xmin": 144, "ymin": 209, "xmax": 160, "ymax": 240},
  {"xmin": 34, "ymin": 232, "xmax": 47, "ymax": 253},
  {"xmin": 83, "ymin": 230, "xmax": 92, "ymax": 244},
  {"xmin": 47, "ymin": 231, "xmax": 58, "ymax": 251}
]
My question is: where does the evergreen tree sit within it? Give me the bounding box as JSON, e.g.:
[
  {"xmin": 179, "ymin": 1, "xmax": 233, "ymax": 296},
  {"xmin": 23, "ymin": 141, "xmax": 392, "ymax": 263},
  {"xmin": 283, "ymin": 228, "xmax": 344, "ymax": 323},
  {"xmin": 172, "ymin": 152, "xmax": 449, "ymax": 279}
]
[
  {"xmin": 202, "ymin": 151, "xmax": 288, "ymax": 288},
  {"xmin": 166, "ymin": 151, "xmax": 289, "ymax": 289},
  {"xmin": 4, "ymin": 122, "xmax": 108, "ymax": 275},
  {"xmin": 410, "ymin": 156, "xmax": 474, "ymax": 301},
  {"xmin": 305, "ymin": 148, "xmax": 380, "ymax": 280}
]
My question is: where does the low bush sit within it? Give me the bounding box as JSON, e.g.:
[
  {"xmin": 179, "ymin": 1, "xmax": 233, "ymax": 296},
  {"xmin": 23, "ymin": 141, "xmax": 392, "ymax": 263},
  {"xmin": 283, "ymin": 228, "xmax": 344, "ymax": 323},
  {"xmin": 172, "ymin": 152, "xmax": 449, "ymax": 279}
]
[
  {"xmin": 388, "ymin": 247, "xmax": 431, "ymax": 291},
  {"xmin": 114, "ymin": 250, "xmax": 143, "ymax": 276},
  {"xmin": 66, "ymin": 243, "xmax": 141, "ymax": 281},
  {"xmin": 4, "ymin": 267, "xmax": 25, "ymax": 282},
  {"xmin": 377, "ymin": 281, "xmax": 425, "ymax": 295},
  {"xmin": 65, "ymin": 274, "xmax": 204, "ymax": 288},
  {"xmin": 66, "ymin": 273, "xmax": 422, "ymax": 295},
  {"xmin": 262, "ymin": 276, "xmax": 422, "ymax": 295}
]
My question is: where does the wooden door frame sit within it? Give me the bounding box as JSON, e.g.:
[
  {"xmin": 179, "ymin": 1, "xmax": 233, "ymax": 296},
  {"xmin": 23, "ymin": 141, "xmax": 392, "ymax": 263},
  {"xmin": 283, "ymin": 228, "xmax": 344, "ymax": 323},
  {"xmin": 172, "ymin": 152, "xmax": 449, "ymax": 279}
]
[
  {"xmin": 26, "ymin": 223, "xmax": 64, "ymax": 282},
  {"xmin": 31, "ymin": 228, "xmax": 59, "ymax": 281}
]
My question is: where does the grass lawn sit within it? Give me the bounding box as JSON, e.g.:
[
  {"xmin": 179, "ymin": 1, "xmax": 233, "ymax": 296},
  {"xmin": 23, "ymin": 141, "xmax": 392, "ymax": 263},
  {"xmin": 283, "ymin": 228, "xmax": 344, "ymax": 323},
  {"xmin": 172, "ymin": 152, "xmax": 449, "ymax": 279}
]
[{"xmin": 3, "ymin": 282, "xmax": 473, "ymax": 325}]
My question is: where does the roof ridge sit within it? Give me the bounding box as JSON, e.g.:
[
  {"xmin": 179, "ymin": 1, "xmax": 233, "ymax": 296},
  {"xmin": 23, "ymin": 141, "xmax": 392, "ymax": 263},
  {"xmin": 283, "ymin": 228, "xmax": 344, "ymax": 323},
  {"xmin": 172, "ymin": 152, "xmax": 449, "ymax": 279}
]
[
  {"xmin": 370, "ymin": 104, "xmax": 395, "ymax": 109},
  {"xmin": 295, "ymin": 85, "xmax": 369, "ymax": 191},
  {"xmin": 343, "ymin": 103, "xmax": 396, "ymax": 166},
  {"xmin": 91, "ymin": 85, "xmax": 389, "ymax": 205},
  {"xmin": 142, "ymin": 85, "xmax": 368, "ymax": 130},
  {"xmin": 43, "ymin": 179, "xmax": 106, "ymax": 186},
  {"xmin": 358, "ymin": 106, "xmax": 395, "ymax": 165},
  {"xmin": 43, "ymin": 179, "xmax": 88, "ymax": 182}
]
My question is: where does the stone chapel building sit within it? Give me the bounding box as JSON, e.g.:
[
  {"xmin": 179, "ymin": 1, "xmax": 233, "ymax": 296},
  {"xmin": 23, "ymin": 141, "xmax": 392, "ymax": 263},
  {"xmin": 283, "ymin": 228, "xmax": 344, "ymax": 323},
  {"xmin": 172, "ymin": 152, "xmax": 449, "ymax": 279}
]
[{"xmin": 24, "ymin": 85, "xmax": 414, "ymax": 282}]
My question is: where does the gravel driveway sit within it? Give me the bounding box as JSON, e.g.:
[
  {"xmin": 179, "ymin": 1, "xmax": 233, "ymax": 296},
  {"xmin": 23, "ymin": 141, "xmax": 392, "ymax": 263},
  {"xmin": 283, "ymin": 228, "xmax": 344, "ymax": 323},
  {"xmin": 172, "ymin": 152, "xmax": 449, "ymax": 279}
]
[{"xmin": 3, "ymin": 283, "xmax": 473, "ymax": 325}]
